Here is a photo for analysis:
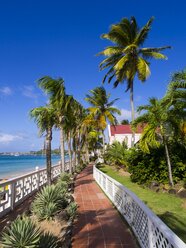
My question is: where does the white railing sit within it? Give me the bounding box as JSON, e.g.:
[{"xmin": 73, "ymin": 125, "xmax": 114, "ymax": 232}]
[
  {"xmin": 93, "ymin": 165, "xmax": 186, "ymax": 248},
  {"xmin": 0, "ymin": 161, "xmax": 70, "ymax": 218}
]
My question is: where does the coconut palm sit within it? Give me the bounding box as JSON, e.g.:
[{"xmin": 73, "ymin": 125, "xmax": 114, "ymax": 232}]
[
  {"xmin": 38, "ymin": 76, "xmax": 72, "ymax": 173},
  {"xmin": 98, "ymin": 16, "xmax": 170, "ymax": 146},
  {"xmin": 30, "ymin": 105, "xmax": 55, "ymax": 185},
  {"xmin": 132, "ymin": 97, "xmax": 179, "ymax": 186},
  {"xmin": 85, "ymin": 86, "xmax": 121, "ymax": 151},
  {"xmin": 63, "ymin": 96, "xmax": 78, "ymax": 173},
  {"xmin": 162, "ymin": 70, "xmax": 186, "ymax": 142}
]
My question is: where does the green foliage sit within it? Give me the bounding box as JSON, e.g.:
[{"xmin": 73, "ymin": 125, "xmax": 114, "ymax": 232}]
[
  {"xmin": 58, "ymin": 172, "xmax": 72, "ymax": 185},
  {"xmin": 183, "ymin": 178, "xmax": 186, "ymax": 189},
  {"xmin": 1, "ymin": 216, "xmax": 40, "ymax": 248},
  {"xmin": 38, "ymin": 233, "xmax": 59, "ymax": 248},
  {"xmin": 120, "ymin": 119, "xmax": 129, "ymax": 124},
  {"xmin": 66, "ymin": 202, "xmax": 78, "ymax": 220},
  {"xmin": 56, "ymin": 180, "xmax": 68, "ymax": 192},
  {"xmin": 104, "ymin": 141, "xmax": 128, "ymax": 167},
  {"xmin": 32, "ymin": 184, "xmax": 67, "ymax": 220},
  {"xmin": 127, "ymin": 143, "xmax": 186, "ymax": 185},
  {"xmin": 75, "ymin": 163, "xmax": 86, "ymax": 173}
]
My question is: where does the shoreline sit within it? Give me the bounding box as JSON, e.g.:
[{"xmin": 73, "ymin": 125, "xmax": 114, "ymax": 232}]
[{"xmin": 0, "ymin": 155, "xmax": 62, "ymax": 181}]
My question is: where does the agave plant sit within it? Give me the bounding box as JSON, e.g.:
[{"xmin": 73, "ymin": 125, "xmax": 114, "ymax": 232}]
[
  {"xmin": 58, "ymin": 172, "xmax": 72, "ymax": 185},
  {"xmin": 66, "ymin": 202, "xmax": 78, "ymax": 220},
  {"xmin": 32, "ymin": 184, "xmax": 67, "ymax": 220},
  {"xmin": 38, "ymin": 232, "xmax": 59, "ymax": 248},
  {"xmin": 1, "ymin": 216, "xmax": 40, "ymax": 248},
  {"xmin": 56, "ymin": 180, "xmax": 68, "ymax": 193}
]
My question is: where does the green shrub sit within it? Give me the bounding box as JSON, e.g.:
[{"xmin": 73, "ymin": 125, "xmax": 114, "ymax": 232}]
[
  {"xmin": 1, "ymin": 216, "xmax": 40, "ymax": 248},
  {"xmin": 127, "ymin": 143, "xmax": 186, "ymax": 185},
  {"xmin": 66, "ymin": 202, "xmax": 77, "ymax": 220},
  {"xmin": 32, "ymin": 184, "xmax": 68, "ymax": 220}
]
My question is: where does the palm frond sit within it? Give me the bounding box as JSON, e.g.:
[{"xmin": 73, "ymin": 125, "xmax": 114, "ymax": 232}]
[
  {"xmin": 134, "ymin": 17, "xmax": 154, "ymax": 46},
  {"xmin": 137, "ymin": 57, "xmax": 151, "ymax": 81},
  {"xmin": 141, "ymin": 51, "xmax": 167, "ymax": 60},
  {"xmin": 98, "ymin": 46, "xmax": 123, "ymax": 56}
]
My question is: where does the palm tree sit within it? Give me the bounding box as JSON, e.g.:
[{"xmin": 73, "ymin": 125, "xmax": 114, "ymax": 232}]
[
  {"xmin": 98, "ymin": 16, "xmax": 170, "ymax": 146},
  {"xmin": 132, "ymin": 97, "xmax": 180, "ymax": 186},
  {"xmin": 85, "ymin": 86, "xmax": 121, "ymax": 151},
  {"xmin": 63, "ymin": 96, "xmax": 80, "ymax": 173},
  {"xmin": 162, "ymin": 70, "xmax": 186, "ymax": 143},
  {"xmin": 30, "ymin": 105, "xmax": 55, "ymax": 185},
  {"xmin": 38, "ymin": 76, "xmax": 71, "ymax": 173}
]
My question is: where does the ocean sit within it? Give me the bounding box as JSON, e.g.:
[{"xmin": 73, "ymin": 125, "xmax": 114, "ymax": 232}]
[{"xmin": 0, "ymin": 155, "xmax": 62, "ymax": 179}]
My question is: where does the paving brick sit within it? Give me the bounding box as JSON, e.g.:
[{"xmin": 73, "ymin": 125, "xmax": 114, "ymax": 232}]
[{"xmin": 72, "ymin": 164, "xmax": 137, "ymax": 248}]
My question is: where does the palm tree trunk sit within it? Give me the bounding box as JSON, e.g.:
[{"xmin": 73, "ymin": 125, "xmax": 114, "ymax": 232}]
[
  {"xmin": 102, "ymin": 130, "xmax": 105, "ymax": 152},
  {"xmin": 85, "ymin": 140, "xmax": 89, "ymax": 164},
  {"xmin": 67, "ymin": 133, "xmax": 72, "ymax": 174},
  {"xmin": 163, "ymin": 136, "xmax": 174, "ymax": 186},
  {"xmin": 46, "ymin": 128, "xmax": 52, "ymax": 185},
  {"xmin": 129, "ymin": 80, "xmax": 135, "ymax": 147},
  {"xmin": 72, "ymin": 150, "xmax": 76, "ymax": 172},
  {"xmin": 60, "ymin": 128, "xmax": 65, "ymax": 173}
]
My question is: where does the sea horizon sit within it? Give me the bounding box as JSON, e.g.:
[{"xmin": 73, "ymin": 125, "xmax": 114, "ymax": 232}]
[{"xmin": 0, "ymin": 154, "xmax": 63, "ymax": 180}]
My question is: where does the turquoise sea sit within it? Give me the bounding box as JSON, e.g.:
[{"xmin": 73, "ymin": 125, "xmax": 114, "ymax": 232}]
[{"xmin": 0, "ymin": 155, "xmax": 61, "ymax": 179}]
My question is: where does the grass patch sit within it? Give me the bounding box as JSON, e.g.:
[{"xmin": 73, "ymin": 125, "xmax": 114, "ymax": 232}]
[{"xmin": 98, "ymin": 164, "xmax": 186, "ymax": 243}]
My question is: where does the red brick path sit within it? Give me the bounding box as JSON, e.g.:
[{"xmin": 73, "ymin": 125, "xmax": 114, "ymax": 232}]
[{"xmin": 72, "ymin": 164, "xmax": 138, "ymax": 248}]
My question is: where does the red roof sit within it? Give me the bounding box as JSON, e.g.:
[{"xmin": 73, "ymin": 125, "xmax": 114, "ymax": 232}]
[{"xmin": 110, "ymin": 125, "xmax": 143, "ymax": 136}]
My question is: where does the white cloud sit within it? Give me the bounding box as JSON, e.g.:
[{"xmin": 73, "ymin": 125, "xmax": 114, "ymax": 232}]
[
  {"xmin": 116, "ymin": 108, "xmax": 139, "ymax": 122},
  {"xmin": 0, "ymin": 87, "xmax": 12, "ymax": 96},
  {"xmin": 118, "ymin": 109, "xmax": 132, "ymax": 121},
  {"xmin": 0, "ymin": 133, "xmax": 23, "ymax": 144},
  {"xmin": 22, "ymin": 86, "xmax": 38, "ymax": 99}
]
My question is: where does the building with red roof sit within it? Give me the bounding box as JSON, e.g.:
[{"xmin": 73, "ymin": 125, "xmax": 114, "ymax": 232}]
[{"xmin": 108, "ymin": 124, "xmax": 143, "ymax": 148}]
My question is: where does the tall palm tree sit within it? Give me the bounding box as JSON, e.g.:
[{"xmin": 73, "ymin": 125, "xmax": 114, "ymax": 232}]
[
  {"xmin": 98, "ymin": 16, "xmax": 170, "ymax": 146},
  {"xmin": 38, "ymin": 76, "xmax": 71, "ymax": 173},
  {"xmin": 85, "ymin": 86, "xmax": 121, "ymax": 151},
  {"xmin": 30, "ymin": 106, "xmax": 55, "ymax": 185}
]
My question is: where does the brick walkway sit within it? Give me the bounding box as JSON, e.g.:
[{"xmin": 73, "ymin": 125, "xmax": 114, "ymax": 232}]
[{"xmin": 72, "ymin": 164, "xmax": 137, "ymax": 248}]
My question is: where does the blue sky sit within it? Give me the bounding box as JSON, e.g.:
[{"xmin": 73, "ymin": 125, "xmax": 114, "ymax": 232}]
[{"xmin": 0, "ymin": 0, "xmax": 186, "ymax": 152}]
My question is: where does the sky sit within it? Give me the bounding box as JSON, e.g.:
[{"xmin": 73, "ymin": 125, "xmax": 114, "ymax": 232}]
[{"xmin": 0, "ymin": 0, "xmax": 185, "ymax": 152}]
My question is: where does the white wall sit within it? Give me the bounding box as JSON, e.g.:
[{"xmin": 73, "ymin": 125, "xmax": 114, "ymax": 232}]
[{"xmin": 109, "ymin": 133, "xmax": 141, "ymax": 148}]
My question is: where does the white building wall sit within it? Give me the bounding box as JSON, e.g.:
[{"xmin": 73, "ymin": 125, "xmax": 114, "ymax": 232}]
[{"xmin": 109, "ymin": 133, "xmax": 141, "ymax": 148}]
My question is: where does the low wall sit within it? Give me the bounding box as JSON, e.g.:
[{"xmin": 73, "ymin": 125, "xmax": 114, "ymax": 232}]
[
  {"xmin": 0, "ymin": 162, "xmax": 69, "ymax": 219},
  {"xmin": 93, "ymin": 165, "xmax": 186, "ymax": 248}
]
